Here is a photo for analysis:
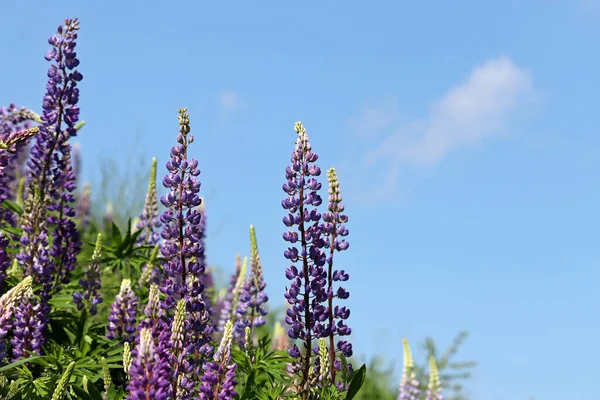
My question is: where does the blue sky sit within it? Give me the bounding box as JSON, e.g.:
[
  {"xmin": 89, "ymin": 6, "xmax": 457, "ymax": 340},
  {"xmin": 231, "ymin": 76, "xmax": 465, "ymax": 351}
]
[{"xmin": 2, "ymin": 1, "xmax": 599, "ymax": 398}]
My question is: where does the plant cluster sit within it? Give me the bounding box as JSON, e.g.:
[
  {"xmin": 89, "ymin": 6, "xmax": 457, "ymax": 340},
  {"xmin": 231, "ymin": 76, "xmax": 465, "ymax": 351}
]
[{"xmin": 0, "ymin": 17, "xmax": 450, "ymax": 400}]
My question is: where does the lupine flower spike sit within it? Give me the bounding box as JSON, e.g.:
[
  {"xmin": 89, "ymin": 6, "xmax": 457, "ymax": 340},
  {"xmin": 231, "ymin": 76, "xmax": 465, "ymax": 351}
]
[
  {"xmin": 159, "ymin": 108, "xmax": 213, "ymax": 393},
  {"xmin": 398, "ymin": 339, "xmax": 420, "ymax": 400},
  {"xmin": 106, "ymin": 279, "xmax": 138, "ymax": 342},
  {"xmin": 51, "ymin": 361, "xmax": 75, "ymax": 400},
  {"xmin": 199, "ymin": 320, "xmax": 238, "ymax": 399},
  {"xmin": 73, "ymin": 233, "xmax": 103, "ymax": 315},
  {"xmin": 136, "ymin": 157, "xmax": 161, "ymax": 246},
  {"xmin": 0, "ymin": 276, "xmax": 33, "ymax": 361},
  {"xmin": 282, "ymin": 121, "xmax": 328, "ymax": 390},
  {"xmin": 426, "ymin": 355, "xmax": 444, "ymax": 400},
  {"xmin": 127, "ymin": 327, "xmax": 169, "ymax": 400},
  {"xmin": 237, "ymin": 225, "xmax": 269, "ymax": 337}
]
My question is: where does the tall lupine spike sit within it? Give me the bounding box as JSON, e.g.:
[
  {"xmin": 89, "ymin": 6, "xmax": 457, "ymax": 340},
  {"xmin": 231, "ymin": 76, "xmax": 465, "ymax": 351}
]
[
  {"xmin": 236, "ymin": 225, "xmax": 269, "ymax": 339},
  {"xmin": 199, "ymin": 319, "xmax": 238, "ymax": 399},
  {"xmin": 159, "ymin": 108, "xmax": 213, "ymax": 397},
  {"xmin": 0, "ymin": 276, "xmax": 33, "ymax": 361},
  {"xmin": 321, "ymin": 167, "xmax": 352, "ymax": 385},
  {"xmin": 398, "ymin": 339, "xmax": 421, "ymax": 400},
  {"xmin": 217, "ymin": 254, "xmax": 243, "ymax": 334},
  {"xmin": 106, "ymin": 279, "xmax": 138, "ymax": 342},
  {"xmin": 127, "ymin": 327, "xmax": 170, "ymax": 400},
  {"xmin": 229, "ymin": 257, "xmax": 249, "ymax": 342},
  {"xmin": 136, "ymin": 157, "xmax": 161, "ymax": 246},
  {"xmin": 282, "ymin": 121, "xmax": 328, "ymax": 390},
  {"xmin": 51, "ymin": 360, "xmax": 75, "ymax": 400},
  {"xmin": 102, "ymin": 357, "xmax": 111, "ymax": 400},
  {"xmin": 73, "ymin": 233, "xmax": 103, "ymax": 315},
  {"xmin": 426, "ymin": 355, "xmax": 444, "ymax": 400},
  {"xmin": 15, "ymin": 19, "xmax": 84, "ymax": 358}
]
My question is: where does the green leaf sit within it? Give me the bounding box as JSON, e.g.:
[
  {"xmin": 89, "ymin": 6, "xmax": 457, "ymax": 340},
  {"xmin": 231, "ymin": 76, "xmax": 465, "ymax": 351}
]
[
  {"xmin": 111, "ymin": 223, "xmax": 122, "ymax": 248},
  {"xmin": 0, "ymin": 356, "xmax": 47, "ymax": 373},
  {"xmin": 0, "ymin": 200, "xmax": 23, "ymax": 215},
  {"xmin": 345, "ymin": 364, "xmax": 366, "ymax": 400}
]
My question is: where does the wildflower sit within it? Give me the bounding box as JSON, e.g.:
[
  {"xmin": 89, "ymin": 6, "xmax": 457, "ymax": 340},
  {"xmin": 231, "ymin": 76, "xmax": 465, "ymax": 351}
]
[
  {"xmin": 398, "ymin": 339, "xmax": 421, "ymax": 400},
  {"xmin": 0, "ymin": 276, "xmax": 32, "ymax": 361},
  {"xmin": 51, "ymin": 361, "xmax": 75, "ymax": 400},
  {"xmin": 198, "ymin": 320, "xmax": 238, "ymax": 399},
  {"xmin": 282, "ymin": 122, "xmax": 328, "ymax": 385},
  {"xmin": 106, "ymin": 279, "xmax": 138, "ymax": 342},
  {"xmin": 136, "ymin": 157, "xmax": 161, "ymax": 247},
  {"xmin": 159, "ymin": 108, "xmax": 213, "ymax": 395},
  {"xmin": 237, "ymin": 225, "xmax": 269, "ymax": 339},
  {"xmin": 426, "ymin": 355, "xmax": 444, "ymax": 400},
  {"xmin": 15, "ymin": 18, "xmax": 84, "ymax": 357},
  {"xmin": 217, "ymin": 254, "xmax": 243, "ymax": 334},
  {"xmin": 127, "ymin": 328, "xmax": 170, "ymax": 400},
  {"xmin": 73, "ymin": 233, "xmax": 103, "ymax": 315}
]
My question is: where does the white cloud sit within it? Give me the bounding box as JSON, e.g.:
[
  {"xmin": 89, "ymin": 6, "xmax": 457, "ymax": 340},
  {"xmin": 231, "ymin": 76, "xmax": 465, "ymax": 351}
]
[
  {"xmin": 353, "ymin": 57, "xmax": 536, "ymax": 200},
  {"xmin": 218, "ymin": 90, "xmax": 240, "ymax": 112}
]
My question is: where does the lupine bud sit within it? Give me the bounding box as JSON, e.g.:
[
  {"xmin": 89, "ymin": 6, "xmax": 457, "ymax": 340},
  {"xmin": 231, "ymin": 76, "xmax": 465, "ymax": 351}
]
[
  {"xmin": 123, "ymin": 341, "xmax": 132, "ymax": 379},
  {"xmin": 236, "ymin": 225, "xmax": 269, "ymax": 342},
  {"xmin": 136, "ymin": 157, "xmax": 161, "ymax": 247},
  {"xmin": 398, "ymin": 339, "xmax": 420, "ymax": 400},
  {"xmin": 426, "ymin": 355, "xmax": 444, "ymax": 400},
  {"xmin": 51, "ymin": 361, "xmax": 75, "ymax": 400},
  {"xmin": 102, "ymin": 357, "xmax": 111, "ymax": 400}
]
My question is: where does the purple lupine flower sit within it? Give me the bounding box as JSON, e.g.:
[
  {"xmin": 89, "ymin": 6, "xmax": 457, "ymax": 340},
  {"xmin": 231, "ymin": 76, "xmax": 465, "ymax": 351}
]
[
  {"xmin": 159, "ymin": 108, "xmax": 213, "ymax": 395},
  {"xmin": 217, "ymin": 254, "xmax": 243, "ymax": 334},
  {"xmin": 49, "ymin": 146, "xmax": 80, "ymax": 292},
  {"xmin": 106, "ymin": 279, "xmax": 138, "ymax": 342},
  {"xmin": 426, "ymin": 356, "xmax": 444, "ymax": 400},
  {"xmin": 73, "ymin": 233, "xmax": 103, "ymax": 315},
  {"xmin": 198, "ymin": 320, "xmax": 238, "ymax": 399},
  {"xmin": 136, "ymin": 157, "xmax": 161, "ymax": 247},
  {"xmin": 127, "ymin": 327, "xmax": 170, "ymax": 400},
  {"xmin": 0, "ymin": 126, "xmax": 39, "ymax": 227},
  {"xmin": 236, "ymin": 225, "xmax": 269, "ymax": 341},
  {"xmin": 0, "ymin": 233, "xmax": 11, "ymax": 295},
  {"xmin": 11, "ymin": 288, "xmax": 45, "ymax": 360},
  {"xmin": 320, "ymin": 167, "xmax": 352, "ymax": 385},
  {"xmin": 282, "ymin": 121, "xmax": 328, "ymax": 384},
  {"xmin": 225, "ymin": 257, "xmax": 249, "ymax": 343},
  {"xmin": 15, "ymin": 19, "xmax": 84, "ymax": 357},
  {"xmin": 0, "ymin": 276, "xmax": 32, "ymax": 363},
  {"xmin": 398, "ymin": 339, "xmax": 421, "ymax": 400},
  {"xmin": 0, "ymin": 104, "xmax": 39, "ymax": 223}
]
